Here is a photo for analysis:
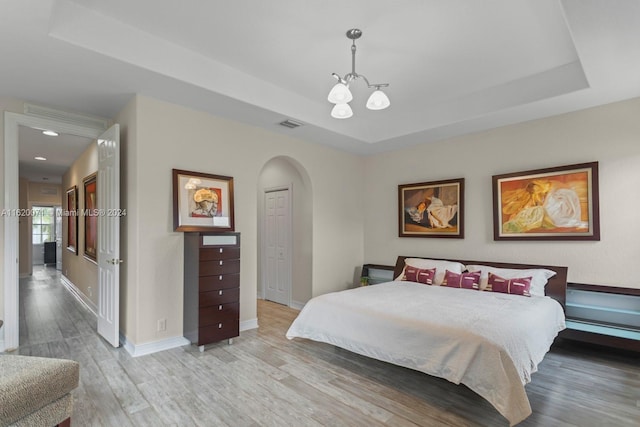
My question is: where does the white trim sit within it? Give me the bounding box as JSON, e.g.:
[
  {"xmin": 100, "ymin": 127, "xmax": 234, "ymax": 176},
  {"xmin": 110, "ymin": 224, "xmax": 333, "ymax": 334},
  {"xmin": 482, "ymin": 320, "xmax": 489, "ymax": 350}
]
[
  {"xmin": 23, "ymin": 103, "xmax": 109, "ymax": 131},
  {"xmin": 121, "ymin": 334, "xmax": 190, "ymax": 358},
  {"xmin": 120, "ymin": 319, "xmax": 258, "ymax": 358},
  {"xmin": 4, "ymin": 113, "xmax": 20, "ymax": 351},
  {"xmin": 60, "ymin": 275, "xmax": 97, "ymax": 316},
  {"xmin": 290, "ymin": 300, "xmax": 305, "ymax": 311},
  {"xmin": 0, "ymin": 339, "xmax": 5, "ymax": 353},
  {"xmin": 3, "ymin": 111, "xmax": 104, "ymax": 351},
  {"xmin": 240, "ymin": 318, "xmax": 259, "ymax": 331}
]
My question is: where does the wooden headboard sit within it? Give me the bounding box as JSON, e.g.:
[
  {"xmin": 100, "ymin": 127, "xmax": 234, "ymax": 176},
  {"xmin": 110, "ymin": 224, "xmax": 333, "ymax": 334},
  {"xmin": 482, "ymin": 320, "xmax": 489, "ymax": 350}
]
[{"xmin": 393, "ymin": 256, "xmax": 568, "ymax": 309}]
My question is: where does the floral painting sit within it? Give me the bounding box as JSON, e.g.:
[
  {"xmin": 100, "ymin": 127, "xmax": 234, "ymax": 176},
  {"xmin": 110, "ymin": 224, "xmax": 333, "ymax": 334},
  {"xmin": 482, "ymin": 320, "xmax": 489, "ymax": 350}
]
[{"xmin": 493, "ymin": 162, "xmax": 600, "ymax": 240}]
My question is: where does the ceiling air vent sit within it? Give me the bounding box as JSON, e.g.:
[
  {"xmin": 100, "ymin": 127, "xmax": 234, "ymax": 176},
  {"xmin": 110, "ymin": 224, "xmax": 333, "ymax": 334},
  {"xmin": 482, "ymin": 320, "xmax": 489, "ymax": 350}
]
[{"xmin": 278, "ymin": 119, "xmax": 303, "ymax": 129}]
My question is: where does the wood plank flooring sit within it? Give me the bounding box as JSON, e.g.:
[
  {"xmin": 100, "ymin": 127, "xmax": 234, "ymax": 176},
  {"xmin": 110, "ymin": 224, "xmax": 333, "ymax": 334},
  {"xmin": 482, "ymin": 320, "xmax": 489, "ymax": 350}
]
[{"xmin": 10, "ymin": 265, "xmax": 640, "ymax": 426}]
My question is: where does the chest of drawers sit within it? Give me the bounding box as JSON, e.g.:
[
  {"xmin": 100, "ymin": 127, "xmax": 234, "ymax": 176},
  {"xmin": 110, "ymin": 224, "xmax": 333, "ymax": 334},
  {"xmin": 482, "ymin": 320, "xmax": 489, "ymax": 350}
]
[{"xmin": 184, "ymin": 232, "xmax": 240, "ymax": 349}]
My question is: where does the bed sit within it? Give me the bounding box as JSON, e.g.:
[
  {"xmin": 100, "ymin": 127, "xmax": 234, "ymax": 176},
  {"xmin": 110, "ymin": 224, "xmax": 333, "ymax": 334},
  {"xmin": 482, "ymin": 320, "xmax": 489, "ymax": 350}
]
[{"xmin": 286, "ymin": 256, "xmax": 568, "ymax": 426}]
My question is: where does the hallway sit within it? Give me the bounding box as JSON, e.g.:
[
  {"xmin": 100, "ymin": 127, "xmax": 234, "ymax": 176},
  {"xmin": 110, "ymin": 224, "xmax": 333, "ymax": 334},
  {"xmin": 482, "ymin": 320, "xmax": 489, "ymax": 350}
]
[{"xmin": 19, "ymin": 266, "xmax": 96, "ymax": 354}]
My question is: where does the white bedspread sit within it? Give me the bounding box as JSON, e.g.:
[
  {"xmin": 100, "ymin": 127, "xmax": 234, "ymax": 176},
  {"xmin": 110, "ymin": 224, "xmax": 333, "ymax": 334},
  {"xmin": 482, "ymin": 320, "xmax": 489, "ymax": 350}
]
[{"xmin": 286, "ymin": 281, "xmax": 566, "ymax": 426}]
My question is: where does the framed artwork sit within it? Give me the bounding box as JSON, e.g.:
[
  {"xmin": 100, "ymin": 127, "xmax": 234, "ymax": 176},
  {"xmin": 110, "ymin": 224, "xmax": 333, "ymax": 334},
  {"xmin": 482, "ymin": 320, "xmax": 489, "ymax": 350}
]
[
  {"xmin": 83, "ymin": 173, "xmax": 98, "ymax": 261},
  {"xmin": 66, "ymin": 186, "xmax": 78, "ymax": 254},
  {"xmin": 398, "ymin": 178, "xmax": 464, "ymax": 238},
  {"xmin": 172, "ymin": 169, "xmax": 235, "ymax": 232},
  {"xmin": 492, "ymin": 162, "xmax": 600, "ymax": 241}
]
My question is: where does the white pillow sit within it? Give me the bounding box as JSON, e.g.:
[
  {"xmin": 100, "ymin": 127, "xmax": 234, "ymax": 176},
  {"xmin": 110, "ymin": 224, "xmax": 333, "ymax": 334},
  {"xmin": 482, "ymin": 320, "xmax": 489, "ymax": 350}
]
[
  {"xmin": 395, "ymin": 258, "xmax": 466, "ymax": 285},
  {"xmin": 465, "ymin": 265, "xmax": 556, "ymax": 297}
]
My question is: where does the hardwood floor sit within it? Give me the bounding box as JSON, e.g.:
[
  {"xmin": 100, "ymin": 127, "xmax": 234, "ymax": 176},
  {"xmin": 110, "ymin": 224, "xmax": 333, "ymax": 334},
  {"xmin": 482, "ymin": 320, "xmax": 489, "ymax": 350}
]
[{"xmin": 12, "ymin": 266, "xmax": 640, "ymax": 426}]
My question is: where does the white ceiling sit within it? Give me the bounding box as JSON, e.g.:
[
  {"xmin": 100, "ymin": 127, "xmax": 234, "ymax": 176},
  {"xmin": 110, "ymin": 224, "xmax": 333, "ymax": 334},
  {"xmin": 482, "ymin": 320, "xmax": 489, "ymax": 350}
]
[
  {"xmin": 18, "ymin": 126, "xmax": 93, "ymax": 184},
  {"xmin": 4, "ymin": 0, "xmax": 640, "ymax": 182}
]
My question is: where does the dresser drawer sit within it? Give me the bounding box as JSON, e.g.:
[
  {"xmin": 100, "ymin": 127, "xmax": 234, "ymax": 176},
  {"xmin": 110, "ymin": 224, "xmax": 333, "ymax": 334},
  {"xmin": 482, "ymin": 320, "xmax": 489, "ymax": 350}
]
[
  {"xmin": 199, "ymin": 259, "xmax": 240, "ymax": 276},
  {"xmin": 198, "ymin": 321, "xmax": 239, "ymax": 344},
  {"xmin": 199, "ymin": 302, "xmax": 239, "ymax": 327},
  {"xmin": 199, "ymin": 247, "xmax": 240, "ymax": 261},
  {"xmin": 199, "ymin": 287, "xmax": 239, "ymax": 307},
  {"xmin": 199, "ymin": 273, "xmax": 239, "ymax": 292}
]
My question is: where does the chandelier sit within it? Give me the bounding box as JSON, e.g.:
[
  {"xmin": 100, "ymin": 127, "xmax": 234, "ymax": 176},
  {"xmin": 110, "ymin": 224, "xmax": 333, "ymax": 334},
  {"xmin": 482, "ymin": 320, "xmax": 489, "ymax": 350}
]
[{"xmin": 328, "ymin": 28, "xmax": 390, "ymax": 119}]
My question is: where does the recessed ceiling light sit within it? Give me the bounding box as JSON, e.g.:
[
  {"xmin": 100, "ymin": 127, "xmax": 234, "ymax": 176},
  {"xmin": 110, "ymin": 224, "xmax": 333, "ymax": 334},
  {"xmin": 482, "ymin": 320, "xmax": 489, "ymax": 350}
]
[
  {"xmin": 42, "ymin": 130, "xmax": 58, "ymax": 136},
  {"xmin": 34, "ymin": 156, "xmax": 47, "ymax": 161}
]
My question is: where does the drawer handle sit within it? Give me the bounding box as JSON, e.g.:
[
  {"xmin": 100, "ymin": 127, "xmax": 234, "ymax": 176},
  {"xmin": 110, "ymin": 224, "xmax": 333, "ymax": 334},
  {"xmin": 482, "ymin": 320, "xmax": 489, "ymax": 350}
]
[
  {"xmin": 219, "ymin": 260, "xmax": 223, "ymax": 266},
  {"xmin": 219, "ymin": 275, "xmax": 222, "ymax": 281},
  {"xmin": 219, "ymin": 248, "xmax": 223, "ymax": 253},
  {"xmin": 219, "ymin": 290, "xmax": 223, "ymax": 296},
  {"xmin": 218, "ymin": 323, "xmax": 223, "ymax": 329},
  {"xmin": 218, "ymin": 305, "xmax": 223, "ymax": 311}
]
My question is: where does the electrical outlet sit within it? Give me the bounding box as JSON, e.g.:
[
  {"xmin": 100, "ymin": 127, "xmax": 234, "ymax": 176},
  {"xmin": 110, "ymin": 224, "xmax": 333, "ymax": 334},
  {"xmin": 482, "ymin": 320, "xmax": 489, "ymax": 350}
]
[
  {"xmin": 88, "ymin": 286, "xmax": 92, "ymax": 297},
  {"xmin": 157, "ymin": 319, "xmax": 166, "ymax": 332}
]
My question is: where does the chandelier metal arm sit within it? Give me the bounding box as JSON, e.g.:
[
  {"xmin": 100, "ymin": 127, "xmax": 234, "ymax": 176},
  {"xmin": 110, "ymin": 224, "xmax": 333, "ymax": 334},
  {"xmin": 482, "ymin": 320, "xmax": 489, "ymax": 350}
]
[
  {"xmin": 328, "ymin": 28, "xmax": 390, "ymax": 118},
  {"xmin": 332, "ymin": 72, "xmax": 388, "ymax": 89}
]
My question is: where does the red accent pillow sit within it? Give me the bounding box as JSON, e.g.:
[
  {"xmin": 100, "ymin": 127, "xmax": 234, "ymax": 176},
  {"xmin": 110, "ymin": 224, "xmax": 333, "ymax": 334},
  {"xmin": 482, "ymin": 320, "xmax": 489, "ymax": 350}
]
[
  {"xmin": 443, "ymin": 270, "xmax": 480, "ymax": 290},
  {"xmin": 488, "ymin": 273, "xmax": 532, "ymax": 296},
  {"xmin": 404, "ymin": 266, "xmax": 436, "ymax": 285}
]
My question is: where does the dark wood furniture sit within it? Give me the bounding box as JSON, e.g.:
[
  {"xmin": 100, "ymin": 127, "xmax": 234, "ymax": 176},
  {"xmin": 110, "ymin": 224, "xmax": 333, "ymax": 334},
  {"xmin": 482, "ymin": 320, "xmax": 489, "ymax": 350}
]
[
  {"xmin": 184, "ymin": 232, "xmax": 240, "ymax": 351},
  {"xmin": 393, "ymin": 256, "xmax": 568, "ymax": 308},
  {"xmin": 561, "ymin": 283, "xmax": 640, "ymax": 352},
  {"xmin": 361, "ymin": 263, "xmax": 395, "ymax": 285}
]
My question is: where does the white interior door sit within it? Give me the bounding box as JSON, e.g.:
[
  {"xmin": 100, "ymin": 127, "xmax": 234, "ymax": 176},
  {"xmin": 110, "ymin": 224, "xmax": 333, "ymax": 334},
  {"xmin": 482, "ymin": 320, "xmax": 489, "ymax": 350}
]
[
  {"xmin": 97, "ymin": 124, "xmax": 121, "ymax": 347},
  {"xmin": 264, "ymin": 189, "xmax": 291, "ymax": 306}
]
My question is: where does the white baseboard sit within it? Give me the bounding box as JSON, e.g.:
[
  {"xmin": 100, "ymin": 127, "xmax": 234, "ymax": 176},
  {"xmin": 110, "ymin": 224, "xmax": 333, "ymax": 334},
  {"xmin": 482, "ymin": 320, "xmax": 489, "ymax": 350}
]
[
  {"xmin": 120, "ymin": 320, "xmax": 258, "ymax": 357},
  {"xmin": 290, "ymin": 300, "xmax": 305, "ymax": 310},
  {"xmin": 121, "ymin": 334, "xmax": 191, "ymax": 358},
  {"xmin": 0, "ymin": 339, "xmax": 5, "ymax": 353},
  {"xmin": 60, "ymin": 275, "xmax": 97, "ymax": 316},
  {"xmin": 240, "ymin": 318, "xmax": 259, "ymax": 331}
]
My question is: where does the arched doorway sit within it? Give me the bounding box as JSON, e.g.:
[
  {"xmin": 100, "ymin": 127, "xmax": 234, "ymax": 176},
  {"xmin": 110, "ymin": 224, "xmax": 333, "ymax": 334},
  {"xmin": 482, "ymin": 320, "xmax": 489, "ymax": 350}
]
[{"xmin": 257, "ymin": 156, "xmax": 312, "ymax": 309}]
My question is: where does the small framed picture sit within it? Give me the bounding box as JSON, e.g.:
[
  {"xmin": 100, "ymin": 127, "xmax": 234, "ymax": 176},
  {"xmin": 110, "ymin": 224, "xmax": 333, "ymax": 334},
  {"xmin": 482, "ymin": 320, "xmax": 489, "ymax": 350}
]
[
  {"xmin": 398, "ymin": 178, "xmax": 464, "ymax": 238},
  {"xmin": 492, "ymin": 162, "xmax": 600, "ymax": 241},
  {"xmin": 172, "ymin": 169, "xmax": 235, "ymax": 232}
]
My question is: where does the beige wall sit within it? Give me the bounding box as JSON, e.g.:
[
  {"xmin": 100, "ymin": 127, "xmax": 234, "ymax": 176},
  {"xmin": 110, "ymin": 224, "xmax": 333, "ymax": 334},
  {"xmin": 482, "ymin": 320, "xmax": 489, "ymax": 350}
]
[
  {"xmin": 363, "ymin": 97, "xmax": 640, "ymax": 289},
  {"xmin": 27, "ymin": 182, "xmax": 62, "ymax": 205},
  {"xmin": 61, "ymin": 142, "xmax": 99, "ymax": 307},
  {"xmin": 118, "ymin": 95, "xmax": 365, "ymax": 346},
  {"xmin": 116, "ymin": 97, "xmax": 137, "ymax": 341}
]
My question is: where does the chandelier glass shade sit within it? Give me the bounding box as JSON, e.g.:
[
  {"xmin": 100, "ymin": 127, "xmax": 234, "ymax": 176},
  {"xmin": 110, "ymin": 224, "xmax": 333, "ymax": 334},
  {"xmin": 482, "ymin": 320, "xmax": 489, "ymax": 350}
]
[
  {"xmin": 328, "ymin": 28, "xmax": 390, "ymax": 119},
  {"xmin": 327, "ymin": 83, "xmax": 353, "ymax": 104},
  {"xmin": 330, "ymin": 103, "xmax": 353, "ymax": 119}
]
